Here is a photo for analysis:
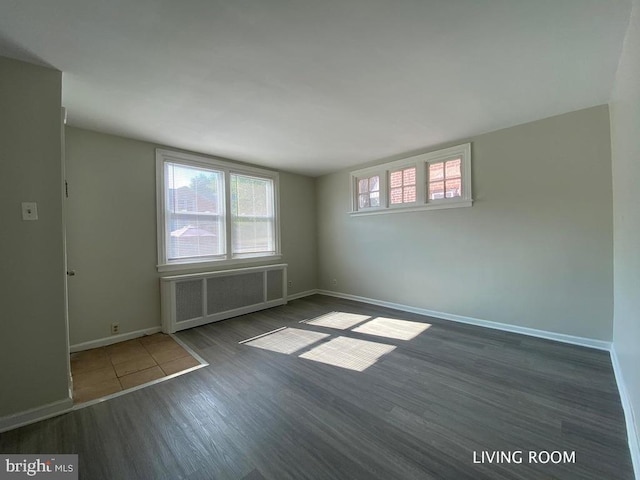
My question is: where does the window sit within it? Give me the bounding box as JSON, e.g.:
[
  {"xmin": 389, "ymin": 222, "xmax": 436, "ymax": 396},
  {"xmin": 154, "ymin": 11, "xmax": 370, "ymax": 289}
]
[
  {"xmin": 157, "ymin": 149, "xmax": 279, "ymax": 271},
  {"xmin": 350, "ymin": 143, "xmax": 471, "ymax": 214},
  {"xmin": 164, "ymin": 162, "xmax": 225, "ymax": 261},
  {"xmin": 389, "ymin": 167, "xmax": 417, "ymax": 205},
  {"xmin": 428, "ymin": 158, "xmax": 461, "ymax": 200},
  {"xmin": 356, "ymin": 175, "xmax": 381, "ymax": 209},
  {"xmin": 230, "ymin": 173, "xmax": 275, "ymax": 255}
]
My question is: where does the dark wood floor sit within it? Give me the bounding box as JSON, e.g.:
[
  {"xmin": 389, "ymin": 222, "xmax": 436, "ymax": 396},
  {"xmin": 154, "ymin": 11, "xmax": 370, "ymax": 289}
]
[{"xmin": 1, "ymin": 295, "xmax": 634, "ymax": 479}]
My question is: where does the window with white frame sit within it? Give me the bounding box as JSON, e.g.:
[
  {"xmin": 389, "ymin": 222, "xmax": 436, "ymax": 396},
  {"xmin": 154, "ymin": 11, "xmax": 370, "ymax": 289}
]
[
  {"xmin": 350, "ymin": 143, "xmax": 471, "ymax": 214},
  {"xmin": 164, "ymin": 162, "xmax": 226, "ymax": 261},
  {"xmin": 156, "ymin": 149, "xmax": 279, "ymax": 271},
  {"xmin": 427, "ymin": 157, "xmax": 462, "ymax": 200},
  {"xmin": 356, "ymin": 174, "xmax": 381, "ymax": 209},
  {"xmin": 230, "ymin": 173, "xmax": 276, "ymax": 255},
  {"xmin": 389, "ymin": 166, "xmax": 417, "ymax": 205}
]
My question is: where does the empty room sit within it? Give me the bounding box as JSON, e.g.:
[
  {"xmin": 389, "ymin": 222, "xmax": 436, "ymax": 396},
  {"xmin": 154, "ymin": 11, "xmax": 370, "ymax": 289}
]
[{"xmin": 1, "ymin": 1, "xmax": 639, "ymax": 479}]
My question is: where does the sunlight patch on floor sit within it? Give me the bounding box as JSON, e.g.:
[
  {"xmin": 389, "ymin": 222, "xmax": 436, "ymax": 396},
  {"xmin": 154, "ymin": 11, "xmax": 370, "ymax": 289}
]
[
  {"xmin": 243, "ymin": 328, "xmax": 329, "ymax": 354},
  {"xmin": 352, "ymin": 317, "xmax": 431, "ymax": 341},
  {"xmin": 302, "ymin": 311, "xmax": 371, "ymax": 330},
  {"xmin": 299, "ymin": 336, "xmax": 396, "ymax": 371}
]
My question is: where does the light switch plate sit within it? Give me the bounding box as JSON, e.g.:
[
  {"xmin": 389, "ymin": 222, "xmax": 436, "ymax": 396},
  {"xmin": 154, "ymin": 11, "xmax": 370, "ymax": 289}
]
[{"xmin": 22, "ymin": 202, "xmax": 38, "ymax": 221}]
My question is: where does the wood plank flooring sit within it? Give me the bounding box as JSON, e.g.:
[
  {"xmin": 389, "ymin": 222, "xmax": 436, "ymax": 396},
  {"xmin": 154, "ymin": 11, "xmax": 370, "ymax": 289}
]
[{"xmin": 0, "ymin": 295, "xmax": 634, "ymax": 479}]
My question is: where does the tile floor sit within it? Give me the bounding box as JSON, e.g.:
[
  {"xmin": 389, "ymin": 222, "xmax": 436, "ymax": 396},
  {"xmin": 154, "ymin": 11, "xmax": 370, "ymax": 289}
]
[{"xmin": 71, "ymin": 333, "xmax": 201, "ymax": 404}]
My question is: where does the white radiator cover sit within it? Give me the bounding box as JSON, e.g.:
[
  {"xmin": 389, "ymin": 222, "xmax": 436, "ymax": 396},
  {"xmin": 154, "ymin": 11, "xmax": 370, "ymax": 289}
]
[{"xmin": 160, "ymin": 264, "xmax": 287, "ymax": 333}]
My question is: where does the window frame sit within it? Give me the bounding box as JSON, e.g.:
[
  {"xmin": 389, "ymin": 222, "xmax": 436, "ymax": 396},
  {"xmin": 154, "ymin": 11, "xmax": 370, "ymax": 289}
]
[
  {"xmin": 156, "ymin": 149, "xmax": 280, "ymax": 273},
  {"xmin": 388, "ymin": 164, "xmax": 421, "ymax": 209},
  {"xmin": 350, "ymin": 143, "xmax": 472, "ymax": 215},
  {"xmin": 355, "ymin": 173, "xmax": 385, "ymax": 211},
  {"xmin": 229, "ymin": 171, "xmax": 277, "ymax": 256}
]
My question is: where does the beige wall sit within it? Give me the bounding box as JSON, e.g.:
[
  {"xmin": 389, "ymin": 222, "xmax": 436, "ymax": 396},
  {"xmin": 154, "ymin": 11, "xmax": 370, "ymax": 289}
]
[
  {"xmin": 279, "ymin": 171, "xmax": 318, "ymax": 296},
  {"xmin": 317, "ymin": 106, "xmax": 613, "ymax": 340},
  {"xmin": 610, "ymin": 0, "xmax": 640, "ymax": 463},
  {"xmin": 65, "ymin": 127, "xmax": 317, "ymax": 345},
  {"xmin": 0, "ymin": 57, "xmax": 69, "ymax": 416}
]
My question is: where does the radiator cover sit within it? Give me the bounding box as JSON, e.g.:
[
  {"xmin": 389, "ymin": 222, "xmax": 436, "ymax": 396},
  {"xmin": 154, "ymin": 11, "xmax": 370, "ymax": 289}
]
[{"xmin": 161, "ymin": 264, "xmax": 287, "ymax": 333}]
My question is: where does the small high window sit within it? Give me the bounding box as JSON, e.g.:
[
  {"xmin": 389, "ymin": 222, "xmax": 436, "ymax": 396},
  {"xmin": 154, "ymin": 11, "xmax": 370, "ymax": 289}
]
[
  {"xmin": 390, "ymin": 167, "xmax": 417, "ymax": 205},
  {"xmin": 356, "ymin": 175, "xmax": 381, "ymax": 209},
  {"xmin": 428, "ymin": 158, "xmax": 462, "ymax": 200},
  {"xmin": 350, "ymin": 143, "xmax": 471, "ymax": 215}
]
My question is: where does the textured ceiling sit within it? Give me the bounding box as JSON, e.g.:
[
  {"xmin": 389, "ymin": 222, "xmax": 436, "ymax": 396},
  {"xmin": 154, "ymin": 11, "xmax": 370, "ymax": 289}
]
[{"xmin": 0, "ymin": 0, "xmax": 632, "ymax": 176}]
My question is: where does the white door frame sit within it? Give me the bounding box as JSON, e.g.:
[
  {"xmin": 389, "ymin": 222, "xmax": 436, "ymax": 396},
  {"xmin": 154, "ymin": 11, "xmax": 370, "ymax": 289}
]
[{"xmin": 60, "ymin": 107, "xmax": 72, "ymax": 399}]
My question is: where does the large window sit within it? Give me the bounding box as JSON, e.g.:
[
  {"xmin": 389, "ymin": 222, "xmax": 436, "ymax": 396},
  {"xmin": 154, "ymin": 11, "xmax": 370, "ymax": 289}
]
[
  {"xmin": 230, "ymin": 173, "xmax": 275, "ymax": 255},
  {"xmin": 164, "ymin": 162, "xmax": 225, "ymax": 261},
  {"xmin": 157, "ymin": 149, "xmax": 279, "ymax": 271},
  {"xmin": 350, "ymin": 143, "xmax": 472, "ymax": 214}
]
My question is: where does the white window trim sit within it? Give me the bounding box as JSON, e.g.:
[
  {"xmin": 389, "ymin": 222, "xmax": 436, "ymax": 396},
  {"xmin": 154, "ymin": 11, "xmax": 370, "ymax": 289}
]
[
  {"xmin": 354, "ymin": 172, "xmax": 387, "ymax": 212},
  {"xmin": 387, "ymin": 163, "xmax": 422, "ymax": 210},
  {"xmin": 156, "ymin": 149, "xmax": 281, "ymax": 273},
  {"xmin": 350, "ymin": 143, "xmax": 472, "ymax": 215}
]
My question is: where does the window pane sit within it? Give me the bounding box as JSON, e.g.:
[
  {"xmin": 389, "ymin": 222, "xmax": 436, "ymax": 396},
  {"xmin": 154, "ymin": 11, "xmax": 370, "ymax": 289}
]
[
  {"xmin": 429, "ymin": 181, "xmax": 445, "ymax": 200},
  {"xmin": 403, "ymin": 186, "xmax": 416, "ymax": 203},
  {"xmin": 429, "ymin": 162, "xmax": 444, "ymax": 181},
  {"xmin": 370, "ymin": 191, "xmax": 380, "ymax": 207},
  {"xmin": 358, "ymin": 178, "xmax": 368, "ymax": 194},
  {"xmin": 403, "ymin": 167, "xmax": 416, "ymax": 186},
  {"xmin": 369, "ymin": 175, "xmax": 380, "ymax": 192},
  {"xmin": 165, "ymin": 163, "xmax": 225, "ymax": 260},
  {"xmin": 391, "ymin": 168, "xmax": 417, "ymax": 205},
  {"xmin": 390, "ymin": 170, "xmax": 402, "ymax": 188},
  {"xmin": 390, "ymin": 188, "xmax": 403, "ymax": 204},
  {"xmin": 445, "ymin": 158, "xmax": 461, "ymax": 178},
  {"xmin": 231, "ymin": 174, "xmax": 275, "ymax": 255},
  {"xmin": 445, "ymin": 178, "xmax": 462, "ymax": 198},
  {"xmin": 359, "ymin": 194, "xmax": 370, "ymax": 209}
]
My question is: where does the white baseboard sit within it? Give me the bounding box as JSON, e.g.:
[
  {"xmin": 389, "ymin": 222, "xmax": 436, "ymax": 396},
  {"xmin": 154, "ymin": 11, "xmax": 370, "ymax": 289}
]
[
  {"xmin": 316, "ymin": 289, "xmax": 611, "ymax": 351},
  {"xmin": 70, "ymin": 326, "xmax": 162, "ymax": 353},
  {"xmin": 611, "ymin": 347, "xmax": 640, "ymax": 480},
  {"xmin": 287, "ymin": 289, "xmax": 319, "ymax": 301},
  {"xmin": 0, "ymin": 397, "xmax": 73, "ymax": 433}
]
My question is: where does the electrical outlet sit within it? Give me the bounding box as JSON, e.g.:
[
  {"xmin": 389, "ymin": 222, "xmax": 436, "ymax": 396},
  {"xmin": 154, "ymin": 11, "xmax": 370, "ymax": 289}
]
[
  {"xmin": 21, "ymin": 202, "xmax": 38, "ymax": 221},
  {"xmin": 288, "ymin": 280, "xmax": 292, "ymax": 287},
  {"xmin": 111, "ymin": 323, "xmax": 119, "ymax": 335},
  {"xmin": 331, "ymin": 278, "xmax": 338, "ymax": 286}
]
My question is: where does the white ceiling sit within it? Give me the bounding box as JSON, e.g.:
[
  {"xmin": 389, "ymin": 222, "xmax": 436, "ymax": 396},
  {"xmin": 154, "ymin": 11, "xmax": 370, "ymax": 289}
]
[{"xmin": 0, "ymin": 0, "xmax": 632, "ymax": 176}]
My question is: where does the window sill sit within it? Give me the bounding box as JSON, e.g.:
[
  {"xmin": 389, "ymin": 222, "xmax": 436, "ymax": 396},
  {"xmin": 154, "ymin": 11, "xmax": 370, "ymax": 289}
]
[
  {"xmin": 350, "ymin": 199, "xmax": 472, "ymax": 216},
  {"xmin": 157, "ymin": 254, "xmax": 282, "ymax": 274}
]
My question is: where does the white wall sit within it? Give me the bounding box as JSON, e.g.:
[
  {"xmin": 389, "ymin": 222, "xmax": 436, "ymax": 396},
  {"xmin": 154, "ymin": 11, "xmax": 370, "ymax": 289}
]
[
  {"xmin": 0, "ymin": 57, "xmax": 69, "ymax": 416},
  {"xmin": 65, "ymin": 127, "xmax": 317, "ymax": 346},
  {"xmin": 317, "ymin": 106, "xmax": 613, "ymax": 341},
  {"xmin": 610, "ymin": 0, "xmax": 640, "ymax": 470}
]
